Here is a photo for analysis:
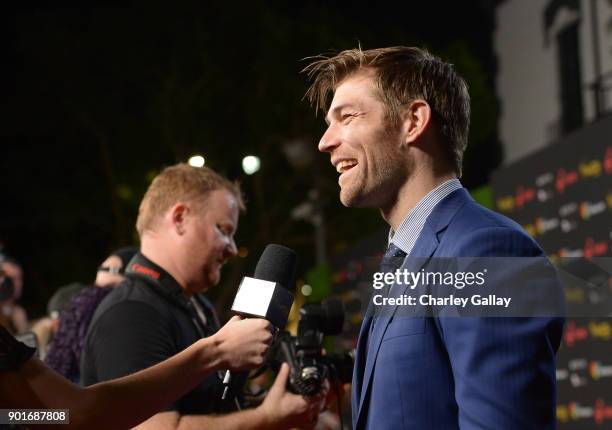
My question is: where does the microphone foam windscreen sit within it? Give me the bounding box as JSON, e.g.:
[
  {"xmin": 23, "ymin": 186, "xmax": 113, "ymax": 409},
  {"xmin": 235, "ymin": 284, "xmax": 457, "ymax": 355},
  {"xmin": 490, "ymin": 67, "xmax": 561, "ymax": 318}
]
[{"xmin": 253, "ymin": 244, "xmax": 297, "ymax": 291}]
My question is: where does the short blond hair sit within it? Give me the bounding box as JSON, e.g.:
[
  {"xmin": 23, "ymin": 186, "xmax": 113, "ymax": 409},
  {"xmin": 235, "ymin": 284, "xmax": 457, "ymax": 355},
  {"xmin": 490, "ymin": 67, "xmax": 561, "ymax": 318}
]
[{"xmin": 136, "ymin": 163, "xmax": 245, "ymax": 237}]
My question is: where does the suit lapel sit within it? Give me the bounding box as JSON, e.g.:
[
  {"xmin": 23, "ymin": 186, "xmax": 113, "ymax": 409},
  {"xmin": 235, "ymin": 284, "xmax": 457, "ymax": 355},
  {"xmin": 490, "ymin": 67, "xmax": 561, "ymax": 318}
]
[
  {"xmin": 356, "ymin": 224, "xmax": 438, "ymax": 420},
  {"xmin": 355, "ymin": 188, "xmax": 473, "ymax": 428}
]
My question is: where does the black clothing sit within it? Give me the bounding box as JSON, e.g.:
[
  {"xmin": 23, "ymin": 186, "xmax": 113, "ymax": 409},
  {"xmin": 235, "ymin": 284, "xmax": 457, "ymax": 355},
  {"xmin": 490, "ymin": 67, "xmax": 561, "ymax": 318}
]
[
  {"xmin": 0, "ymin": 325, "xmax": 35, "ymax": 372},
  {"xmin": 81, "ymin": 253, "xmax": 238, "ymax": 414}
]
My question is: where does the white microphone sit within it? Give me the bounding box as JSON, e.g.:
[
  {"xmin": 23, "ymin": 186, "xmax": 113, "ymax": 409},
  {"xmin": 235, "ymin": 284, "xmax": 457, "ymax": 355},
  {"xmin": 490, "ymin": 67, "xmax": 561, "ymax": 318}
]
[{"xmin": 221, "ymin": 244, "xmax": 297, "ymax": 400}]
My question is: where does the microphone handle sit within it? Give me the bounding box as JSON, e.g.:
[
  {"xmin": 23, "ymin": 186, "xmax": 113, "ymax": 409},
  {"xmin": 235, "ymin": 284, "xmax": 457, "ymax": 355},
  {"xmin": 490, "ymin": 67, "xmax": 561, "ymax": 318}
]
[{"xmin": 221, "ymin": 370, "xmax": 232, "ymax": 400}]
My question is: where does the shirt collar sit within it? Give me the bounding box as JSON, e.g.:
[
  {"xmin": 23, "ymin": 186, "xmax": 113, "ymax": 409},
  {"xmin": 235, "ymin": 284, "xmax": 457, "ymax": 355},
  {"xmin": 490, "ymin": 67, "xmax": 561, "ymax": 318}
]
[{"xmin": 389, "ymin": 178, "xmax": 462, "ymax": 254}]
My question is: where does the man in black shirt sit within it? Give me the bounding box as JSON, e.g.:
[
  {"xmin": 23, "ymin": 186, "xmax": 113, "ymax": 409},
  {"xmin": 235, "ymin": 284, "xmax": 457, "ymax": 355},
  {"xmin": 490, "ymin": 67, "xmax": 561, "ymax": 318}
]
[
  {"xmin": 82, "ymin": 164, "xmax": 324, "ymax": 429},
  {"xmin": 83, "ymin": 252, "xmax": 240, "ymax": 415}
]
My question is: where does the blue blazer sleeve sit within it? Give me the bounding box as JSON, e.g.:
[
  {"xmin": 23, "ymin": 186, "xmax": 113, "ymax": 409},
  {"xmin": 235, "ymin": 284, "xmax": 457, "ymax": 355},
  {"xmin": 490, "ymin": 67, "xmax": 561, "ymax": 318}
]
[{"xmin": 436, "ymin": 227, "xmax": 563, "ymax": 429}]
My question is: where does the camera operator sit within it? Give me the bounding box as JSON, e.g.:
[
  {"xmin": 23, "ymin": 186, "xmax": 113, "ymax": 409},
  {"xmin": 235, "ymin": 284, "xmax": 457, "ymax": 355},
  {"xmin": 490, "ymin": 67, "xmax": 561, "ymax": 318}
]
[{"xmin": 82, "ymin": 164, "xmax": 326, "ymax": 429}]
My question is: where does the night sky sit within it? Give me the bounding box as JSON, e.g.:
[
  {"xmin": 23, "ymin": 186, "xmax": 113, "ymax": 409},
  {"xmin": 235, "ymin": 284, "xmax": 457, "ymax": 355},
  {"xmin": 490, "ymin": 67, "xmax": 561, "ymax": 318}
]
[{"xmin": 2, "ymin": 1, "xmax": 499, "ymax": 317}]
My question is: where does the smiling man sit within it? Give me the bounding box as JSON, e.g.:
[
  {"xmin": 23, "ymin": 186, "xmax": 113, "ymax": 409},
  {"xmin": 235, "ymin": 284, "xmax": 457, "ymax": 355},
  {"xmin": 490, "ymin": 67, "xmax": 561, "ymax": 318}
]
[
  {"xmin": 304, "ymin": 47, "xmax": 563, "ymax": 430},
  {"xmin": 82, "ymin": 164, "xmax": 325, "ymax": 430}
]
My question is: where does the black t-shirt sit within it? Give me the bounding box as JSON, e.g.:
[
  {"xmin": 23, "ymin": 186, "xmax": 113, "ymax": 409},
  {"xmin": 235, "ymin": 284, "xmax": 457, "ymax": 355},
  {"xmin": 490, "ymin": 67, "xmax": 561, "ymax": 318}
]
[
  {"xmin": 81, "ymin": 253, "xmax": 241, "ymax": 415},
  {"xmin": 0, "ymin": 325, "xmax": 35, "ymax": 372}
]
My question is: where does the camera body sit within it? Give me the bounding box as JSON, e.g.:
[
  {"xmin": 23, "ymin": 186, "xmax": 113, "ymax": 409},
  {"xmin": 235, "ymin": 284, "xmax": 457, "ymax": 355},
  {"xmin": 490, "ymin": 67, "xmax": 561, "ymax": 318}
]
[{"xmin": 269, "ymin": 299, "xmax": 354, "ymax": 395}]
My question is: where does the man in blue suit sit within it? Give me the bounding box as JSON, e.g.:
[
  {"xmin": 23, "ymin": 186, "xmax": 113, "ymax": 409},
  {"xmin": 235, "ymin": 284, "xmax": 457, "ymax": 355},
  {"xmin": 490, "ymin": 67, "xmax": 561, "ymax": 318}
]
[{"xmin": 303, "ymin": 47, "xmax": 563, "ymax": 429}]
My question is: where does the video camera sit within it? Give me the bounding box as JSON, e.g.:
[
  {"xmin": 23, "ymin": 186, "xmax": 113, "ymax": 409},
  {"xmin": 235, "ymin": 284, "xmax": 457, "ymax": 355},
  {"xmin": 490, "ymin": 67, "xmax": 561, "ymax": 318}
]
[{"xmin": 268, "ymin": 299, "xmax": 354, "ymax": 396}]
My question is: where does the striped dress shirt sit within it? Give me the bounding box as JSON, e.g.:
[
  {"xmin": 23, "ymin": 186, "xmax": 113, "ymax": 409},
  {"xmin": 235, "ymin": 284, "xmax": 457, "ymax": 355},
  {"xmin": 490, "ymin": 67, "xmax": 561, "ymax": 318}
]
[{"xmin": 389, "ymin": 178, "xmax": 463, "ymax": 255}]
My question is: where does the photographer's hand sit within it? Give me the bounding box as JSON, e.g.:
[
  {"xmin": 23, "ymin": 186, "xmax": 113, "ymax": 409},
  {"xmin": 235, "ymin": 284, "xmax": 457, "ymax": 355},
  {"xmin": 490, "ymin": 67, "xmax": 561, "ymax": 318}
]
[{"xmin": 259, "ymin": 363, "xmax": 327, "ymax": 430}]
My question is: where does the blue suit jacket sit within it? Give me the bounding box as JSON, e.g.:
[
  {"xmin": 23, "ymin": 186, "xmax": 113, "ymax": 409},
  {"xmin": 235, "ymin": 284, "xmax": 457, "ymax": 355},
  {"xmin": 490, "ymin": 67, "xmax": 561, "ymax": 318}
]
[{"xmin": 352, "ymin": 188, "xmax": 564, "ymax": 429}]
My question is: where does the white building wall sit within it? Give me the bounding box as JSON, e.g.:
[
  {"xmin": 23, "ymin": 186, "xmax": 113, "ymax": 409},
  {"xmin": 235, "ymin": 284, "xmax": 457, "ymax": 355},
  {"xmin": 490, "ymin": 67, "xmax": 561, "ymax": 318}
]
[
  {"xmin": 495, "ymin": 0, "xmax": 559, "ymax": 165},
  {"xmin": 581, "ymin": 0, "xmax": 612, "ymax": 119},
  {"xmin": 495, "ymin": 0, "xmax": 612, "ymax": 165}
]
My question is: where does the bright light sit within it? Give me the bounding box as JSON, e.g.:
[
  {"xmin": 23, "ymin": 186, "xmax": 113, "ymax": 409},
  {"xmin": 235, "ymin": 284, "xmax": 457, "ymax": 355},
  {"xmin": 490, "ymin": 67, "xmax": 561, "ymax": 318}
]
[
  {"xmin": 301, "ymin": 284, "xmax": 313, "ymax": 296},
  {"xmin": 242, "ymin": 155, "xmax": 261, "ymax": 175},
  {"xmin": 188, "ymin": 155, "xmax": 205, "ymax": 168}
]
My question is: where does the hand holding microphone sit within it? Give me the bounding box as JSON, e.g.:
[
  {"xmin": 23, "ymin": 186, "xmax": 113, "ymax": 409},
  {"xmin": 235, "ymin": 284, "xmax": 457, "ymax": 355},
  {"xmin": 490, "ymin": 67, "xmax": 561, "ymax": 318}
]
[
  {"xmin": 221, "ymin": 244, "xmax": 297, "ymax": 400},
  {"xmin": 212, "ymin": 316, "xmax": 274, "ymax": 371}
]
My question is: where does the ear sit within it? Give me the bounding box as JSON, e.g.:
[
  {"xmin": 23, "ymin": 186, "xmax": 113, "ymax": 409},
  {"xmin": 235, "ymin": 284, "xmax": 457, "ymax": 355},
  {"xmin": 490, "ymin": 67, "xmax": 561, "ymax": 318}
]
[
  {"xmin": 401, "ymin": 99, "xmax": 432, "ymax": 145},
  {"xmin": 169, "ymin": 202, "xmax": 189, "ymax": 235}
]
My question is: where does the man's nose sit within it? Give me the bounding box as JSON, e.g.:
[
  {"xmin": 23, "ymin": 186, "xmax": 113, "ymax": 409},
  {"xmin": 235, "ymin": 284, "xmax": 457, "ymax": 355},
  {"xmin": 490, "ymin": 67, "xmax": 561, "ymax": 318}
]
[{"xmin": 318, "ymin": 124, "xmax": 341, "ymax": 153}]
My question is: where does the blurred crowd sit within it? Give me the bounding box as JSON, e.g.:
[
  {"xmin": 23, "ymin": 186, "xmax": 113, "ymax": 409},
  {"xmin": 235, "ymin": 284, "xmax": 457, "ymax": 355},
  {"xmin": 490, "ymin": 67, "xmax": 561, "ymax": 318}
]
[{"xmin": 0, "ymin": 246, "xmax": 138, "ymax": 375}]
